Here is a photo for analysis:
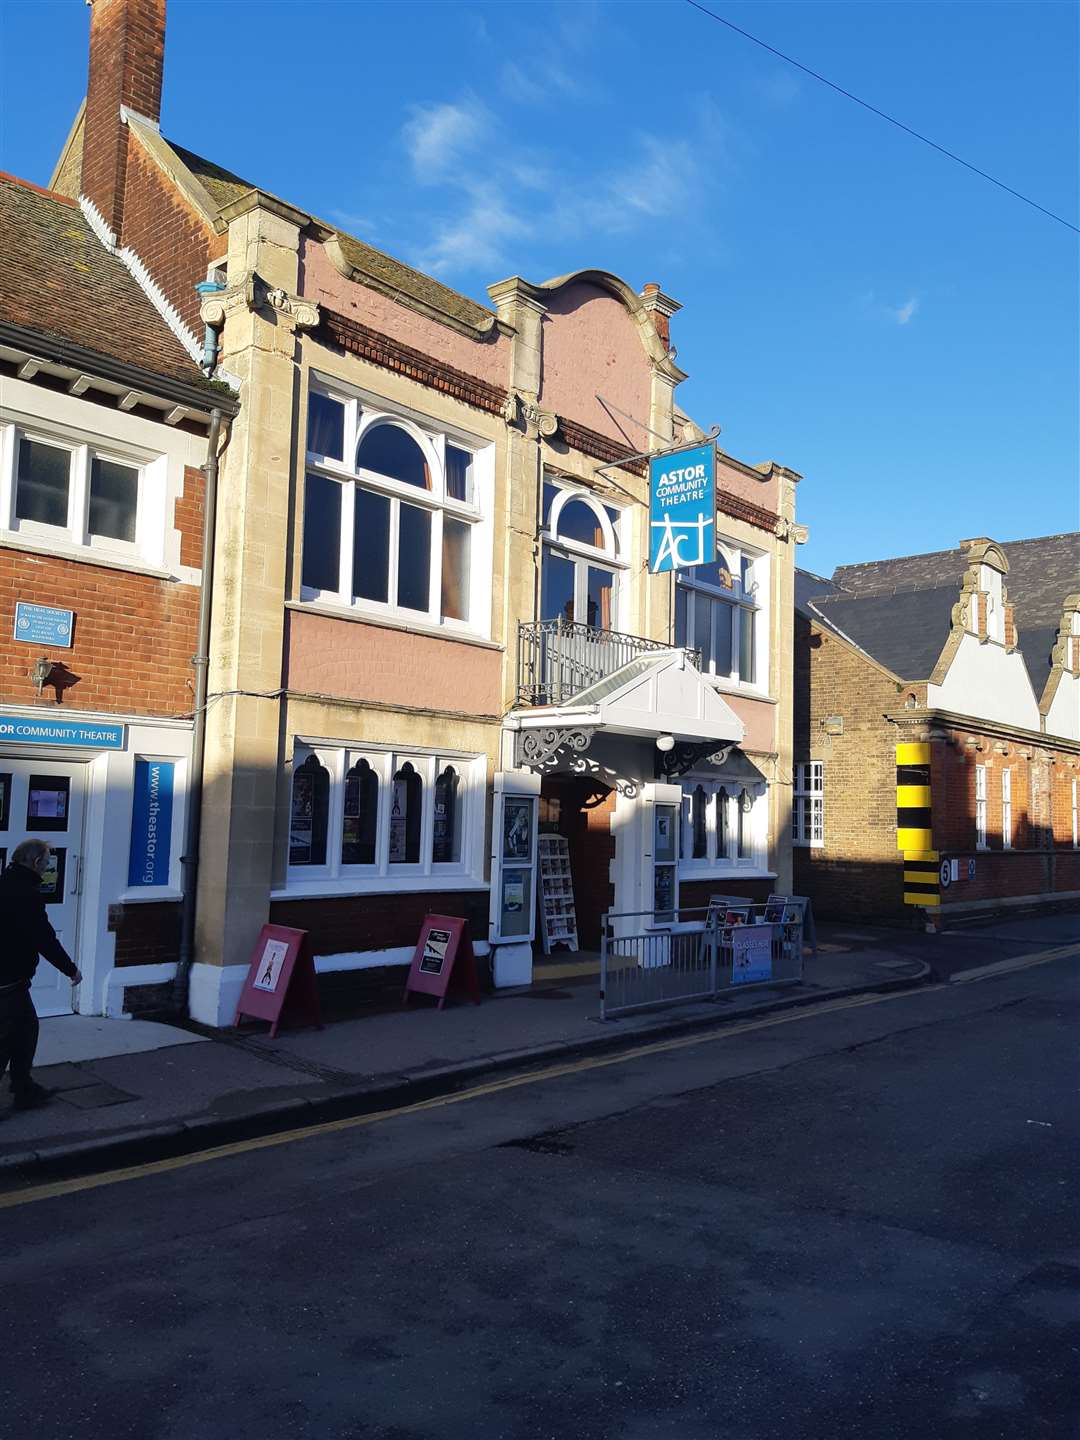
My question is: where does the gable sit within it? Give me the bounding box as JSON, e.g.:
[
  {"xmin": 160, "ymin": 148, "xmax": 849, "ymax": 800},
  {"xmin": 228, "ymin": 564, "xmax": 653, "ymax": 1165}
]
[
  {"xmin": 538, "ymin": 281, "xmax": 655, "ymax": 448},
  {"xmin": 572, "ymin": 651, "xmax": 745, "ymax": 743}
]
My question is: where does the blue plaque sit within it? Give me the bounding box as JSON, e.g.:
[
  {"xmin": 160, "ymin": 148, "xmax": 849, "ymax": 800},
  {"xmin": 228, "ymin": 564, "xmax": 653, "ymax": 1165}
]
[
  {"xmin": 0, "ymin": 714, "xmax": 125, "ymax": 749},
  {"xmin": 128, "ymin": 759, "xmax": 175, "ymax": 886},
  {"xmin": 13, "ymin": 602, "xmax": 75, "ymax": 648},
  {"xmin": 648, "ymin": 442, "xmax": 717, "ymax": 574}
]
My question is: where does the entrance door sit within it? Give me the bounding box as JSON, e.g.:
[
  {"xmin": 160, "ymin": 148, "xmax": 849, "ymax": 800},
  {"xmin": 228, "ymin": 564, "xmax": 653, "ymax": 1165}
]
[{"xmin": 0, "ymin": 758, "xmax": 85, "ymax": 1016}]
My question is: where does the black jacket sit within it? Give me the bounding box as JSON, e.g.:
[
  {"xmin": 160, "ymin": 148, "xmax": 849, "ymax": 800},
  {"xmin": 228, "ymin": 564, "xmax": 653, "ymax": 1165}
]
[{"xmin": 0, "ymin": 862, "xmax": 77, "ymax": 988}]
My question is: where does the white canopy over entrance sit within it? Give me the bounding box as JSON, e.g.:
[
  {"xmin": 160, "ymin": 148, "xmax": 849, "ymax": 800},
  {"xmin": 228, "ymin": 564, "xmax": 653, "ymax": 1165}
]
[{"xmin": 506, "ymin": 649, "xmax": 745, "ymax": 747}]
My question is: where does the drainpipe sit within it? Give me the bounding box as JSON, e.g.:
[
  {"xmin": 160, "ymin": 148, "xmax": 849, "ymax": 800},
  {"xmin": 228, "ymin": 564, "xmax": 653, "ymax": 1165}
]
[
  {"xmin": 195, "ymin": 278, "xmax": 226, "ymax": 373},
  {"xmin": 172, "ymin": 405, "xmax": 224, "ymax": 1015}
]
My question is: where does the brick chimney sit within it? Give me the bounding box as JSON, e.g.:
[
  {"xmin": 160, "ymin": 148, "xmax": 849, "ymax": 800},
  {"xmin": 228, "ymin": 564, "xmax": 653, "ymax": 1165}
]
[
  {"xmin": 80, "ymin": 0, "xmax": 166, "ymax": 238},
  {"xmin": 640, "ymin": 283, "xmax": 681, "ymax": 351}
]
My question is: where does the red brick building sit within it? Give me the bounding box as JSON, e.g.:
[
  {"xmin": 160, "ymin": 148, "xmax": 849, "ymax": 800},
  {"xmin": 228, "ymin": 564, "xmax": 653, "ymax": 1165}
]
[
  {"xmin": 795, "ymin": 535, "xmax": 1080, "ymax": 922},
  {"xmin": 0, "ymin": 169, "xmax": 234, "ymax": 1018}
]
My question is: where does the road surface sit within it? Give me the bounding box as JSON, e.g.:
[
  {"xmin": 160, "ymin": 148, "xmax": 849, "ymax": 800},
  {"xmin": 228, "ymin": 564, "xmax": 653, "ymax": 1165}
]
[{"xmin": 3, "ymin": 953, "xmax": 1077, "ymax": 1439}]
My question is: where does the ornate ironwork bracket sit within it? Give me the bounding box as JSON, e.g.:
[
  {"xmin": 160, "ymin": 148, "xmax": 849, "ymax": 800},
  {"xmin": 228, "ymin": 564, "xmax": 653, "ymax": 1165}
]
[
  {"xmin": 656, "ymin": 741, "xmax": 733, "ymax": 779},
  {"xmin": 515, "ymin": 726, "xmax": 596, "ymax": 771}
]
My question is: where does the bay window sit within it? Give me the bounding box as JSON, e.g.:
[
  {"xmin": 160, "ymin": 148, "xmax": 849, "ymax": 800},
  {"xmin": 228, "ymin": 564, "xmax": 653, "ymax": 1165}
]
[
  {"xmin": 300, "ymin": 382, "xmax": 486, "ymax": 631},
  {"xmin": 286, "ymin": 743, "xmax": 483, "ymax": 891},
  {"xmin": 674, "ymin": 542, "xmax": 766, "ymax": 687}
]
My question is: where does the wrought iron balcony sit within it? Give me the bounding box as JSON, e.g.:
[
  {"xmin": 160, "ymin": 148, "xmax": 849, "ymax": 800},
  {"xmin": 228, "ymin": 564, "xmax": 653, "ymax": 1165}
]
[{"xmin": 516, "ymin": 620, "xmax": 700, "ymax": 708}]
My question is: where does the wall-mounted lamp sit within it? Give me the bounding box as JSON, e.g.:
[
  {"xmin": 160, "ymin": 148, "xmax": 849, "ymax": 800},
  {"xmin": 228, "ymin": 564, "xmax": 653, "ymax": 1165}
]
[
  {"xmin": 31, "ymin": 656, "xmax": 54, "ymax": 696},
  {"xmin": 656, "ymin": 734, "xmax": 676, "ymax": 753}
]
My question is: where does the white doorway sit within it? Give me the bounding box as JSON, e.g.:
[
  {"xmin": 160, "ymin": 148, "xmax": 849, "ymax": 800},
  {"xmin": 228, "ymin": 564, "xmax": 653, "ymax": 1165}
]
[{"xmin": 0, "ymin": 757, "xmax": 85, "ymax": 1017}]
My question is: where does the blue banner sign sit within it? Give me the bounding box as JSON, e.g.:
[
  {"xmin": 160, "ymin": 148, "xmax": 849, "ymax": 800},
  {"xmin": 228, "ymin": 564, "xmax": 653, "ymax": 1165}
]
[
  {"xmin": 0, "ymin": 714, "xmax": 125, "ymax": 749},
  {"xmin": 128, "ymin": 759, "xmax": 175, "ymax": 887},
  {"xmin": 648, "ymin": 442, "xmax": 716, "ymax": 574},
  {"xmin": 13, "ymin": 601, "xmax": 74, "ymax": 648}
]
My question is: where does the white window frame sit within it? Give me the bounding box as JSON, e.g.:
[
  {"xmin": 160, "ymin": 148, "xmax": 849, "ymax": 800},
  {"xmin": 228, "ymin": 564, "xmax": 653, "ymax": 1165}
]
[
  {"xmin": 283, "ymin": 740, "xmax": 484, "ymax": 895},
  {"xmin": 674, "ymin": 539, "xmax": 769, "ymax": 693},
  {"xmin": 540, "ymin": 478, "xmax": 627, "ymax": 631},
  {"xmin": 1002, "ymin": 768, "xmax": 1012, "ymax": 850},
  {"xmin": 300, "ymin": 379, "xmax": 491, "ymax": 636},
  {"xmin": 792, "ymin": 761, "xmax": 824, "ymax": 848},
  {"xmin": 678, "ymin": 775, "xmax": 769, "ymax": 876},
  {"xmin": 975, "ymin": 764, "xmax": 988, "ymax": 850},
  {"xmin": 0, "ymin": 418, "xmax": 166, "ymax": 567}
]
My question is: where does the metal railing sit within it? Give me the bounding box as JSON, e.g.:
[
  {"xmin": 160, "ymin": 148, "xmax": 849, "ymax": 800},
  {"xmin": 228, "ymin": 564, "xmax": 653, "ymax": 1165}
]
[
  {"xmin": 600, "ymin": 904, "xmax": 804, "ymax": 1020},
  {"xmin": 517, "ymin": 620, "xmax": 699, "ymax": 707}
]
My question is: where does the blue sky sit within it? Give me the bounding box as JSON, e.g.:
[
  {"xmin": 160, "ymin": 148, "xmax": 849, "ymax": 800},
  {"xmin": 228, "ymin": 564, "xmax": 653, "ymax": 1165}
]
[{"xmin": 1, "ymin": 0, "xmax": 1076, "ymax": 575}]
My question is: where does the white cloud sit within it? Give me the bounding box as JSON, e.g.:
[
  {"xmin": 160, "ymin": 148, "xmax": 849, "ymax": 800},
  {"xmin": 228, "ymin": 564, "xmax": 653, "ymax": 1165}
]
[
  {"xmin": 402, "ymin": 98, "xmax": 490, "ymax": 182},
  {"xmin": 891, "ymin": 297, "xmax": 919, "ymax": 325},
  {"xmin": 416, "ymin": 183, "xmax": 530, "ymax": 276}
]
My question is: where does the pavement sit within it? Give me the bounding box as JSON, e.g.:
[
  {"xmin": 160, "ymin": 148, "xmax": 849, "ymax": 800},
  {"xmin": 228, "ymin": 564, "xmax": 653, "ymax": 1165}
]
[{"xmin": 2, "ymin": 907, "xmax": 1076, "ymax": 1183}]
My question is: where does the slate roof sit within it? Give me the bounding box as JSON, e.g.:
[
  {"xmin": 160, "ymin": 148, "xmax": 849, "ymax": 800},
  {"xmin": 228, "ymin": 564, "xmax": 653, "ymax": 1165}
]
[
  {"xmin": 167, "ymin": 141, "xmax": 497, "ymax": 333},
  {"xmin": 807, "ymin": 585, "xmax": 957, "ymax": 681},
  {"xmin": 799, "ymin": 532, "xmax": 1080, "ymax": 692},
  {"xmin": 0, "ymin": 172, "xmax": 211, "ymax": 391}
]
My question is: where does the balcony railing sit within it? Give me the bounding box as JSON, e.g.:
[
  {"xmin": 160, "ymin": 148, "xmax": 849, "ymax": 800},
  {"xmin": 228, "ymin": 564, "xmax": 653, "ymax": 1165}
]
[{"xmin": 516, "ymin": 620, "xmax": 699, "ymax": 707}]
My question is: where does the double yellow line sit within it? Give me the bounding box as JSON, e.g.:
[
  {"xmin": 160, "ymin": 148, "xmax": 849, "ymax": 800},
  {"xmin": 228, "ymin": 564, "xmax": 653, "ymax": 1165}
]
[{"xmin": 3, "ymin": 942, "xmax": 1076, "ymax": 1210}]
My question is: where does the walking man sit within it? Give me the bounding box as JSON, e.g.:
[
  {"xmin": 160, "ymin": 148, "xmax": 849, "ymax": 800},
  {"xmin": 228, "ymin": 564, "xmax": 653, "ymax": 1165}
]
[{"xmin": 0, "ymin": 838, "xmax": 81, "ymax": 1111}]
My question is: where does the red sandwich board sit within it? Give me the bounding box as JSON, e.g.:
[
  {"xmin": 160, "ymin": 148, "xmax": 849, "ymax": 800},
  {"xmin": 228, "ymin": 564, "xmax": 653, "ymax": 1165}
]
[
  {"xmin": 234, "ymin": 924, "xmax": 323, "ymax": 1038},
  {"xmin": 403, "ymin": 914, "xmax": 480, "ymax": 1009}
]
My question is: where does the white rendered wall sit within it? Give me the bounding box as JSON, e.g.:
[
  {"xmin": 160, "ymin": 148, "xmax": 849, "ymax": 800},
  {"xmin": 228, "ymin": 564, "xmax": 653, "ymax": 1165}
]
[
  {"xmin": 1046, "ymin": 673, "xmax": 1080, "ymax": 741},
  {"xmin": 928, "ymin": 632, "xmax": 1040, "ymax": 730}
]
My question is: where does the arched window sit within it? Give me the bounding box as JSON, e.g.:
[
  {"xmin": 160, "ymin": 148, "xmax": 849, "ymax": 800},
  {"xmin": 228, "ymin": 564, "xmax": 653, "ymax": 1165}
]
[
  {"xmin": 737, "ymin": 787, "xmax": 753, "ymax": 859},
  {"xmin": 541, "ymin": 485, "xmax": 623, "ymax": 633},
  {"xmin": 717, "ymin": 786, "xmax": 730, "ymax": 859},
  {"xmin": 556, "ymin": 498, "xmax": 606, "ymax": 549},
  {"xmin": 342, "ymin": 758, "xmax": 378, "ymax": 866},
  {"xmin": 691, "ymin": 784, "xmax": 708, "ymax": 859},
  {"xmin": 290, "ymin": 753, "xmax": 329, "ymax": 866},
  {"xmin": 432, "ymin": 765, "xmax": 461, "ymax": 864},
  {"xmin": 356, "ymin": 424, "xmax": 430, "ymax": 489},
  {"xmin": 389, "ymin": 761, "xmax": 423, "ymax": 864}
]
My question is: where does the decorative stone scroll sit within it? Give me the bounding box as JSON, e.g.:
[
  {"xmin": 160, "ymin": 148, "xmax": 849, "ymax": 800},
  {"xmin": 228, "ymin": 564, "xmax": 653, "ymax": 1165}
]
[{"xmin": 502, "ymin": 390, "xmax": 559, "ymax": 441}]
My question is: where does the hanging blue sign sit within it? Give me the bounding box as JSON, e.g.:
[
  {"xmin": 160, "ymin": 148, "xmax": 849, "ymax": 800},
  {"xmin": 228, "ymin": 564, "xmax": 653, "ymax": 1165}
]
[
  {"xmin": 128, "ymin": 759, "xmax": 175, "ymax": 887},
  {"xmin": 13, "ymin": 602, "xmax": 74, "ymax": 648},
  {"xmin": 648, "ymin": 442, "xmax": 716, "ymax": 574},
  {"xmin": 0, "ymin": 714, "xmax": 124, "ymax": 748}
]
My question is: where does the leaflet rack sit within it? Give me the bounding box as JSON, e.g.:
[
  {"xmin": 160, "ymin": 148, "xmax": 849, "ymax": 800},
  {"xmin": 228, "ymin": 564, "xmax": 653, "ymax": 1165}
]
[{"xmin": 538, "ymin": 833, "xmax": 579, "ymax": 954}]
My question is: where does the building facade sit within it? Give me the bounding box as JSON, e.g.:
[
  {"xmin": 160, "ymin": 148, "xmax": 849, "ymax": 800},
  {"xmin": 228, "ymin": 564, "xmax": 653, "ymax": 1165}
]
[
  {"xmin": 795, "ymin": 535, "xmax": 1080, "ymax": 922},
  {"xmin": 0, "ymin": 169, "xmax": 230, "ymax": 1020},
  {"xmin": 43, "ymin": 0, "xmax": 804, "ymax": 1023}
]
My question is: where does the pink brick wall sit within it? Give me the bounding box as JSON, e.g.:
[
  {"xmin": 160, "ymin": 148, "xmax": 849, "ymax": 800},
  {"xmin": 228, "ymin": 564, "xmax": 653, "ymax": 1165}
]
[
  {"xmin": 299, "ymin": 238, "xmax": 509, "ymax": 388},
  {"xmin": 539, "ymin": 282, "xmax": 653, "ymax": 447},
  {"xmin": 715, "ymin": 454, "xmax": 781, "ymax": 526},
  {"xmin": 284, "ymin": 609, "xmax": 502, "ymax": 715},
  {"xmin": 726, "ymin": 694, "xmax": 776, "ymax": 752}
]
